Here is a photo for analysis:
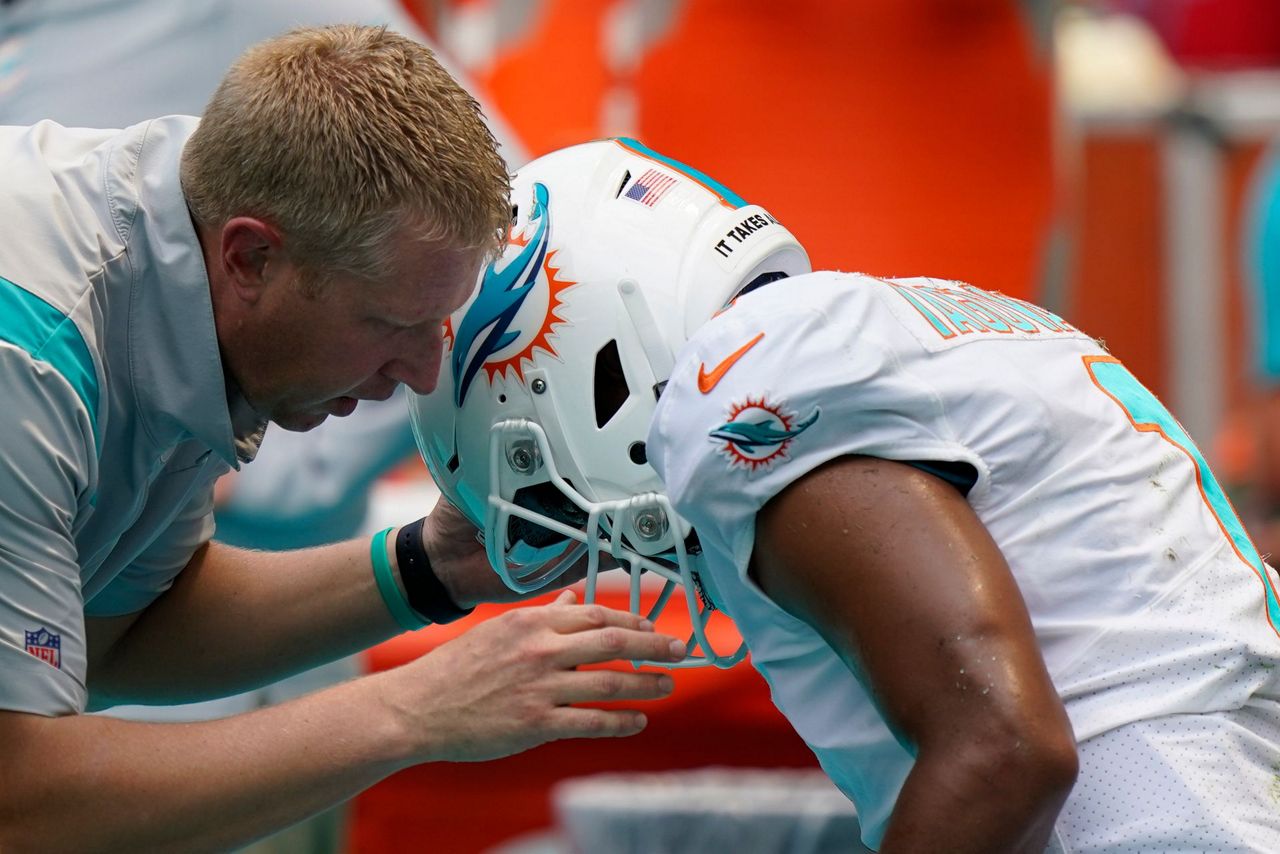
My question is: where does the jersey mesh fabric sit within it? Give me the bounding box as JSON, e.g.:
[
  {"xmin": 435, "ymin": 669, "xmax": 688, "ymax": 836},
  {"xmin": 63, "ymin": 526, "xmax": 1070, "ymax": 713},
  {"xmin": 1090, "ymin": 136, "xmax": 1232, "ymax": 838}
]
[{"xmin": 1052, "ymin": 701, "xmax": 1280, "ymax": 851}]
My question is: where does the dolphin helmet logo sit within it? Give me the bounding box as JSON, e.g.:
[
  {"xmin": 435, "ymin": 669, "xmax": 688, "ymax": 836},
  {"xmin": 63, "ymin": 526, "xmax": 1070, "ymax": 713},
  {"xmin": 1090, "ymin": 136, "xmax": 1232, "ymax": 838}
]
[
  {"xmin": 449, "ymin": 182, "xmax": 574, "ymax": 406},
  {"xmin": 709, "ymin": 395, "xmax": 820, "ymax": 472}
]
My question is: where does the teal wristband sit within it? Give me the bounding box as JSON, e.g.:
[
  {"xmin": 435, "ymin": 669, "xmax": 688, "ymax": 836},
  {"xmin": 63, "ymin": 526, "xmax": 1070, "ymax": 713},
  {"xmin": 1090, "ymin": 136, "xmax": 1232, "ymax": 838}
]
[{"xmin": 371, "ymin": 526, "xmax": 427, "ymax": 632}]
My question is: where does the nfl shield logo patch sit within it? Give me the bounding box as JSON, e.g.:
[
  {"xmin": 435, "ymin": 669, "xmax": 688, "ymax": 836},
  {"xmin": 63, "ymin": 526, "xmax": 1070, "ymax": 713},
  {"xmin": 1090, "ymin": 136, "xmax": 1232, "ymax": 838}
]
[{"xmin": 26, "ymin": 627, "xmax": 61, "ymax": 669}]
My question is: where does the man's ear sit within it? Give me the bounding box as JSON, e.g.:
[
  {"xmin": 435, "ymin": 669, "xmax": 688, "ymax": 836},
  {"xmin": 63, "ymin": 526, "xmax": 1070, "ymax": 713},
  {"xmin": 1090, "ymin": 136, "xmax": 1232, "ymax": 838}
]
[{"xmin": 220, "ymin": 217, "xmax": 285, "ymax": 304}]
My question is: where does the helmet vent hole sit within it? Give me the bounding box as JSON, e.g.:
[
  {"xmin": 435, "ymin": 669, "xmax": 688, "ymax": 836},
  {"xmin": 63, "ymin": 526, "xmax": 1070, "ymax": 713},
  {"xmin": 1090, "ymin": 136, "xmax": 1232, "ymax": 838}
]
[
  {"xmin": 615, "ymin": 169, "xmax": 632, "ymax": 199},
  {"xmin": 628, "ymin": 442, "xmax": 647, "ymax": 465},
  {"xmin": 593, "ymin": 339, "xmax": 630, "ymax": 428},
  {"xmin": 446, "ymin": 452, "xmax": 460, "ymax": 474}
]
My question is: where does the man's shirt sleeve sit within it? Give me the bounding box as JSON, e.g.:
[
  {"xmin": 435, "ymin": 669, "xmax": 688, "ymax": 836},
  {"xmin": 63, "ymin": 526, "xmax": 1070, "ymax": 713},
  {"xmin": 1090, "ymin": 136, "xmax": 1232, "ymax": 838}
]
[{"xmin": 0, "ymin": 344, "xmax": 96, "ymax": 715}]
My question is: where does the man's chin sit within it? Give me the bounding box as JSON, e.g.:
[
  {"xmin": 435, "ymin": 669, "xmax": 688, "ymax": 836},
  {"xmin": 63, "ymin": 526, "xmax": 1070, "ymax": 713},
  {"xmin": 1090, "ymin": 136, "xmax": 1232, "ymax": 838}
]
[
  {"xmin": 271, "ymin": 398, "xmax": 358, "ymax": 432},
  {"xmin": 272, "ymin": 410, "xmax": 330, "ymax": 433}
]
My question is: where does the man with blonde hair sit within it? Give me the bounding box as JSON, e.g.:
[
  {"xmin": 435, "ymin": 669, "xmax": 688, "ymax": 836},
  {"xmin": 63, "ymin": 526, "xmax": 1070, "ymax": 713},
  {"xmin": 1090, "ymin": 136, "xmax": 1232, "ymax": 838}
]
[{"xmin": 0, "ymin": 25, "xmax": 683, "ymax": 851}]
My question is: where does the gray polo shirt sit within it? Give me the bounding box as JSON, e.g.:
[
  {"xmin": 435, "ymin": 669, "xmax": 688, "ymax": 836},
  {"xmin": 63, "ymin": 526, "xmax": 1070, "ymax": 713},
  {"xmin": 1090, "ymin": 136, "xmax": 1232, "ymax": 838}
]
[{"xmin": 0, "ymin": 116, "xmax": 254, "ymax": 715}]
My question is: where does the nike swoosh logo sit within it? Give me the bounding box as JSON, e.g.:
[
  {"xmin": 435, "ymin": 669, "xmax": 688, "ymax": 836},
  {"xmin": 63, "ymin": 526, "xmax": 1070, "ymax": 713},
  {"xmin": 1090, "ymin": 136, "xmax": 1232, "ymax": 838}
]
[{"xmin": 698, "ymin": 332, "xmax": 765, "ymax": 394}]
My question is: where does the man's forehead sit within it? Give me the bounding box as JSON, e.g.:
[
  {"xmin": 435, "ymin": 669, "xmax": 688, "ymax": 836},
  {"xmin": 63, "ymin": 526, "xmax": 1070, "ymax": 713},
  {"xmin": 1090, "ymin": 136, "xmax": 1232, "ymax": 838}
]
[{"xmin": 380, "ymin": 242, "xmax": 483, "ymax": 315}]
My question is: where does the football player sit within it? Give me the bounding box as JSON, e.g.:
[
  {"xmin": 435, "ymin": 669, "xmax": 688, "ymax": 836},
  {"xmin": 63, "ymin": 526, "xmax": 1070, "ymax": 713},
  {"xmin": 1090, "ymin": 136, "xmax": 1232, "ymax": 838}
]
[{"xmin": 410, "ymin": 139, "xmax": 1280, "ymax": 851}]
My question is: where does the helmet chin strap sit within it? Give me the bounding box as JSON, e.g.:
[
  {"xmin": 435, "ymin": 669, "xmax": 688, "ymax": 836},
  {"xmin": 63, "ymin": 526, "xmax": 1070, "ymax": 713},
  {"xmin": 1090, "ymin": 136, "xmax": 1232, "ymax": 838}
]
[{"xmin": 617, "ymin": 278, "xmax": 675, "ymax": 389}]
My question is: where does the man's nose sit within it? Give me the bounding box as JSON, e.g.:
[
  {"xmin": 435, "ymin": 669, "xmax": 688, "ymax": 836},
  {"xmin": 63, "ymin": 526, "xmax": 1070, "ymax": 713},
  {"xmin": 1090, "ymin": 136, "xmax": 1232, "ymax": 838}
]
[{"xmin": 383, "ymin": 332, "xmax": 444, "ymax": 396}]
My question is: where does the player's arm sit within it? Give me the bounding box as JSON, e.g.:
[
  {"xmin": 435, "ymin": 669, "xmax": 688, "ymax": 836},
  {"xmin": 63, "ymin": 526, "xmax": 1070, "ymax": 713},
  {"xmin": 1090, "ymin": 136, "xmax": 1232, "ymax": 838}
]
[
  {"xmin": 751, "ymin": 456, "xmax": 1078, "ymax": 853},
  {"xmin": 2, "ymin": 591, "xmax": 682, "ymax": 853}
]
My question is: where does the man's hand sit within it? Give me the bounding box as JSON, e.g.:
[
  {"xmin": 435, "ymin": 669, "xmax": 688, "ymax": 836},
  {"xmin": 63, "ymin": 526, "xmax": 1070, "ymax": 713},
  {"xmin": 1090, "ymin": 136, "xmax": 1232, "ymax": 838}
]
[
  {"xmin": 385, "ymin": 590, "xmax": 685, "ymax": 763},
  {"xmin": 417, "ymin": 496, "xmax": 505, "ymax": 608},
  {"xmin": 420, "ymin": 497, "xmax": 598, "ymax": 608}
]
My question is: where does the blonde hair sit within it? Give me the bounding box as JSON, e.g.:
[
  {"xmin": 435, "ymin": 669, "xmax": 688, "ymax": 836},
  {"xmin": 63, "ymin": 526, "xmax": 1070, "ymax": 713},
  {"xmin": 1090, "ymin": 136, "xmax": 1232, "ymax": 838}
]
[{"xmin": 181, "ymin": 25, "xmax": 510, "ymax": 283}]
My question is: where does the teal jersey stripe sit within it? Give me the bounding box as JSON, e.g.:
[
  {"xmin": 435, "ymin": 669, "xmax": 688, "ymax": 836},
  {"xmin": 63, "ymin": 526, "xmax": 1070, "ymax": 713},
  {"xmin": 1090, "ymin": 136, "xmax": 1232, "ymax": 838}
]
[
  {"xmin": 1088, "ymin": 358, "xmax": 1280, "ymax": 632},
  {"xmin": 0, "ymin": 276, "xmax": 101, "ymax": 452},
  {"xmin": 615, "ymin": 137, "xmax": 748, "ymax": 209}
]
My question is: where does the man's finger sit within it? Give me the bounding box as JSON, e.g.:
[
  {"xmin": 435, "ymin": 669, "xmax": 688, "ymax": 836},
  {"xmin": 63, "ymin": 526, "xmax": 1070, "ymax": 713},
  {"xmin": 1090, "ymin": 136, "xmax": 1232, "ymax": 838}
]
[
  {"xmin": 551, "ymin": 625, "xmax": 687, "ymax": 667},
  {"xmin": 545, "ymin": 669, "xmax": 675, "ymax": 706},
  {"xmin": 542, "ymin": 601, "xmax": 654, "ymax": 635},
  {"xmin": 543, "ymin": 706, "xmax": 650, "ymax": 741}
]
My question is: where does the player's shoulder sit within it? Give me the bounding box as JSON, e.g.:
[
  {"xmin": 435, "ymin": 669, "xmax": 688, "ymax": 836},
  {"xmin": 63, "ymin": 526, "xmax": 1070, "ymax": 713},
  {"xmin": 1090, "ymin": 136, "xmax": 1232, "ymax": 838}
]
[
  {"xmin": 650, "ymin": 272, "xmax": 864, "ymax": 484},
  {"xmin": 686, "ymin": 270, "xmax": 869, "ymax": 347},
  {"xmin": 708, "ymin": 268, "xmax": 875, "ymax": 314},
  {"xmin": 677, "ymin": 270, "xmax": 909, "ymax": 387}
]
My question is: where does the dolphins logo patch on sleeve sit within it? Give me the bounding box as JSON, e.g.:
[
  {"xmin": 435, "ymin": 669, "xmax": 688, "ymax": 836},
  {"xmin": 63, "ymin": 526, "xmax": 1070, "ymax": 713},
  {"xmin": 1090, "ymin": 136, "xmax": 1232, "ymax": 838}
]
[
  {"xmin": 709, "ymin": 395, "xmax": 820, "ymax": 472},
  {"xmin": 449, "ymin": 182, "xmax": 576, "ymax": 407}
]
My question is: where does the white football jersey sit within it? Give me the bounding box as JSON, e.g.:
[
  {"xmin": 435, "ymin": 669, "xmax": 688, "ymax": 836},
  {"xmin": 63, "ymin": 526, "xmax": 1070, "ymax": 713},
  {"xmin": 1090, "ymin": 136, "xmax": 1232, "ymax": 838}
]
[{"xmin": 647, "ymin": 270, "xmax": 1280, "ymax": 846}]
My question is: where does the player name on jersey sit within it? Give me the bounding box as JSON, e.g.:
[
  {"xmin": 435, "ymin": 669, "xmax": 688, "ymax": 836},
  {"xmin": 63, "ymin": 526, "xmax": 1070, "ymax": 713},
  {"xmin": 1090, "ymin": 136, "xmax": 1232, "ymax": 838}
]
[{"xmin": 883, "ymin": 278, "xmax": 1077, "ymax": 340}]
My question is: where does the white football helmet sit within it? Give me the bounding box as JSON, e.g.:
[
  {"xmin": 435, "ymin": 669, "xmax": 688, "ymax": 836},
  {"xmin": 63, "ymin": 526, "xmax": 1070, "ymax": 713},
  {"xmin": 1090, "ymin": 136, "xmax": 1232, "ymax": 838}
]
[{"xmin": 408, "ymin": 138, "xmax": 809, "ymax": 667}]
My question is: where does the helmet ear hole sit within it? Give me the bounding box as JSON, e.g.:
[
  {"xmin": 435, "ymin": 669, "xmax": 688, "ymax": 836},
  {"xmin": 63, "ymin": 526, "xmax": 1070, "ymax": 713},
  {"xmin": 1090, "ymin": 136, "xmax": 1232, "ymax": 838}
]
[{"xmin": 593, "ymin": 339, "xmax": 631, "ymax": 428}]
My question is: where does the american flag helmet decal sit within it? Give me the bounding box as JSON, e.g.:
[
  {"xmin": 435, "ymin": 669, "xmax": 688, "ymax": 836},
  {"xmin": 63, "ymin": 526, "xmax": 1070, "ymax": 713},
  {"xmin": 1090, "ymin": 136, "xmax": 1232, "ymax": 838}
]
[{"xmin": 624, "ymin": 168, "xmax": 678, "ymax": 207}]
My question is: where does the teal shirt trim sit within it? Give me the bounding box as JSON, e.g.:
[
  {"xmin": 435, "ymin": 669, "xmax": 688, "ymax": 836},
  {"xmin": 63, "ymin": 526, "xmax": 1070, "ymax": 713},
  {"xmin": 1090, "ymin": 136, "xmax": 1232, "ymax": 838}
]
[
  {"xmin": 0, "ymin": 276, "xmax": 101, "ymax": 452},
  {"xmin": 615, "ymin": 137, "xmax": 748, "ymax": 209}
]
